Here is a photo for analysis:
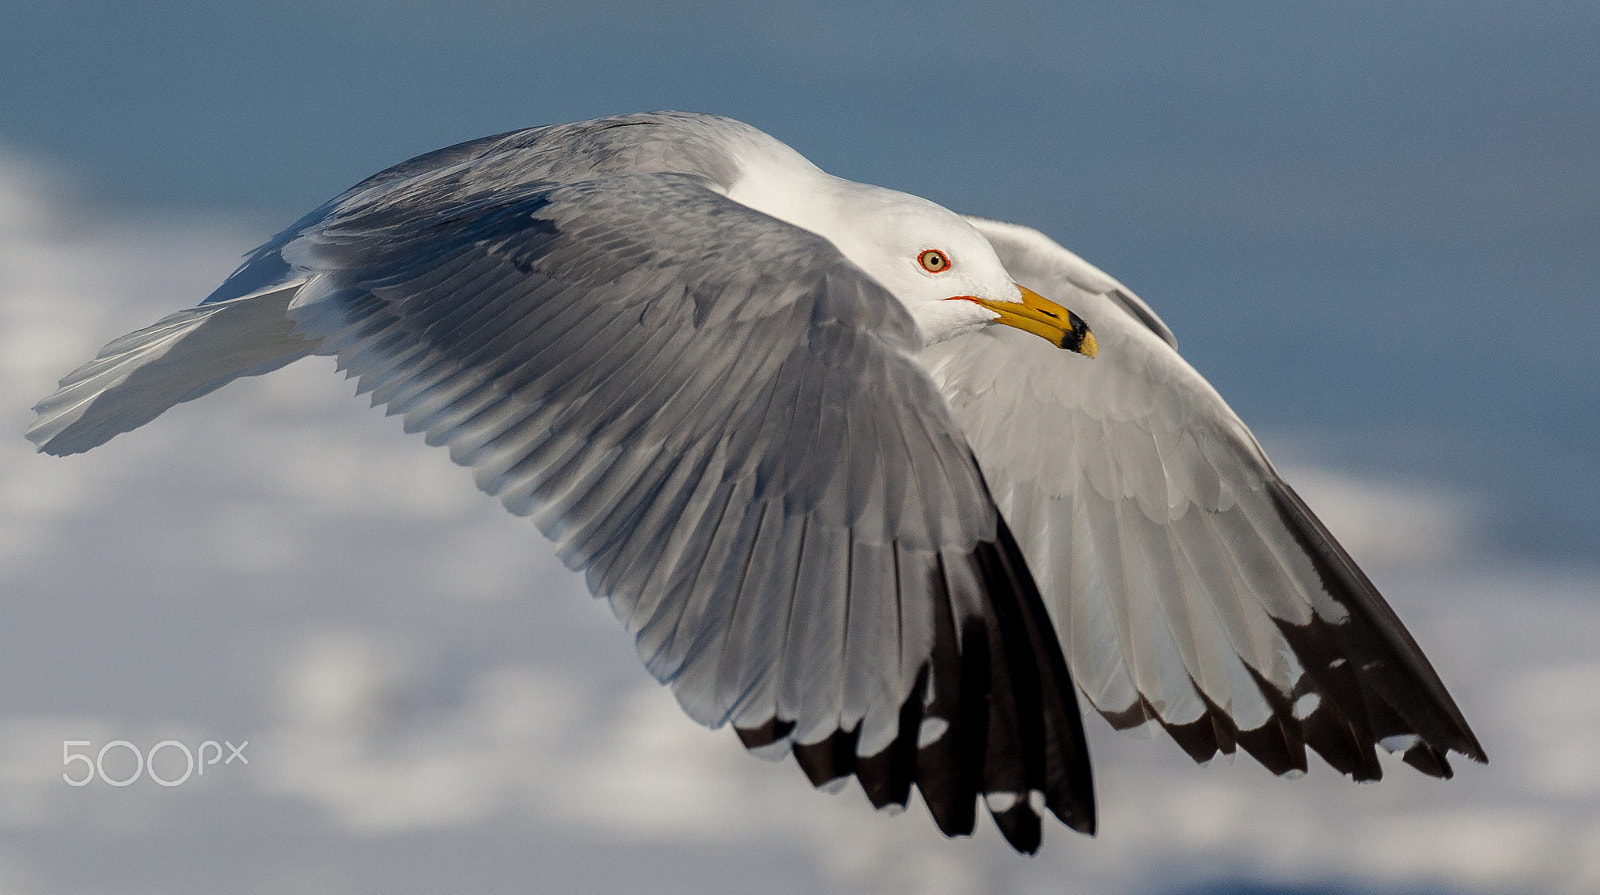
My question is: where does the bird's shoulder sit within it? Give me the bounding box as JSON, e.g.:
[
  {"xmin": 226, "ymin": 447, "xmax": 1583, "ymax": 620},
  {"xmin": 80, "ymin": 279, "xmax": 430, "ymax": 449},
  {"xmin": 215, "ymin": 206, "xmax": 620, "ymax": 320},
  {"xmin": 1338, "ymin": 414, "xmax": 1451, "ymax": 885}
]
[{"xmin": 330, "ymin": 112, "xmax": 758, "ymax": 222}]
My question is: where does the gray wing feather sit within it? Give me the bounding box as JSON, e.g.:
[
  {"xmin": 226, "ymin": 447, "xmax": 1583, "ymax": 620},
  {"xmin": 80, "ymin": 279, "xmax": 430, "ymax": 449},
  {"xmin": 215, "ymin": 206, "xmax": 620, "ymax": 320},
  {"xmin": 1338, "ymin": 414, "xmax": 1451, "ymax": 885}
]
[
  {"xmin": 27, "ymin": 282, "xmax": 316, "ymax": 455},
  {"xmin": 267, "ymin": 133, "xmax": 1093, "ymax": 849},
  {"xmin": 937, "ymin": 217, "xmax": 1484, "ymax": 779}
]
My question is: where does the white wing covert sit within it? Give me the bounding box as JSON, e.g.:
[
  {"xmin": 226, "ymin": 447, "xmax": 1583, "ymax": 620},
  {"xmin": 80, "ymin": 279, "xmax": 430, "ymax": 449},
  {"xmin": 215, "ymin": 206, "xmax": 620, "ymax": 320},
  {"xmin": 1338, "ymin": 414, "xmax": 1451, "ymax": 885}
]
[{"xmin": 931, "ymin": 217, "xmax": 1484, "ymax": 780}]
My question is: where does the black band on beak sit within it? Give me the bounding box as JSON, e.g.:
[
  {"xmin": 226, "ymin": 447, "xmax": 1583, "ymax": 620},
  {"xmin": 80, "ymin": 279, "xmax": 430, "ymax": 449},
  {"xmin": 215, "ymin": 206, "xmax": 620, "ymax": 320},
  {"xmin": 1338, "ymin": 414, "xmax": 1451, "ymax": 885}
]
[{"xmin": 1062, "ymin": 310, "xmax": 1097, "ymax": 356}]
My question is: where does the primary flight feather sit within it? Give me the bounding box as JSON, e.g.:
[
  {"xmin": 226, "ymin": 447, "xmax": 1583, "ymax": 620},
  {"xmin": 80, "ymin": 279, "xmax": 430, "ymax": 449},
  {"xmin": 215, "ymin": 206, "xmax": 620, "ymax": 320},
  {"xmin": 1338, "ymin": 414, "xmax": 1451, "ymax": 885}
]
[{"xmin": 27, "ymin": 111, "xmax": 1483, "ymax": 853}]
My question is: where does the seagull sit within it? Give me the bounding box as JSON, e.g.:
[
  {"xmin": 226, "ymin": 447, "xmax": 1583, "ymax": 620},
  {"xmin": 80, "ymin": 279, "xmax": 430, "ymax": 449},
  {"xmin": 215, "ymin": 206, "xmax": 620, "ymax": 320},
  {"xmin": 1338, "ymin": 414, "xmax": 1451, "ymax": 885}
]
[{"xmin": 27, "ymin": 111, "xmax": 1484, "ymax": 853}]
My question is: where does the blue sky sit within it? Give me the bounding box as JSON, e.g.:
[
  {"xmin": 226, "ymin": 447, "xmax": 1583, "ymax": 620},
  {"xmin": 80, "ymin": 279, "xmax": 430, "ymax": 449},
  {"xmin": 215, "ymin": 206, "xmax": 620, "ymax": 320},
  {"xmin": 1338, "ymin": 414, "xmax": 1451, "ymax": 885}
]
[{"xmin": 2, "ymin": 3, "xmax": 1598, "ymax": 894}]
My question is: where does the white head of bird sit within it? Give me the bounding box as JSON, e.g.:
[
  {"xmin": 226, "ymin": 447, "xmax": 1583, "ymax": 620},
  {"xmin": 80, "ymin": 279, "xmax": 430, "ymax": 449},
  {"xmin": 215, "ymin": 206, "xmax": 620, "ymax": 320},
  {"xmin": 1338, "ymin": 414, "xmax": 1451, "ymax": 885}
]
[
  {"xmin": 827, "ymin": 189, "xmax": 1099, "ymax": 355},
  {"xmin": 725, "ymin": 147, "xmax": 1096, "ymax": 355}
]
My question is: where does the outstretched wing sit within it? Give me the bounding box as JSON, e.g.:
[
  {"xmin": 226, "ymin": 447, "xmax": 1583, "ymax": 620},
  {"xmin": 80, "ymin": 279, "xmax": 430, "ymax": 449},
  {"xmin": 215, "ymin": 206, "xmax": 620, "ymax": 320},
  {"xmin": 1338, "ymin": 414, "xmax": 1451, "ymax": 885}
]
[
  {"xmin": 929, "ymin": 216, "xmax": 1484, "ymax": 780},
  {"xmin": 272, "ymin": 171, "xmax": 1092, "ymax": 850}
]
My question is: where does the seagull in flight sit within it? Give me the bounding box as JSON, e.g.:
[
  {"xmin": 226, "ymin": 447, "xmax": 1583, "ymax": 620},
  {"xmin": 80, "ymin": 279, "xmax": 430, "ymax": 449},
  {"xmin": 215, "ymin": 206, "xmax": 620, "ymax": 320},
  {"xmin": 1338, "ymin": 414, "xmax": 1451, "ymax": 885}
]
[{"xmin": 28, "ymin": 112, "xmax": 1484, "ymax": 853}]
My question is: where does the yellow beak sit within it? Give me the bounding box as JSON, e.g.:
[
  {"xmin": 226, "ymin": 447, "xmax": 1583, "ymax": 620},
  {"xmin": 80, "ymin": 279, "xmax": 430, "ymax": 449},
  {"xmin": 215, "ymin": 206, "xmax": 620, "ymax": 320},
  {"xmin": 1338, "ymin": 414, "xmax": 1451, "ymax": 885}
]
[{"xmin": 961, "ymin": 285, "xmax": 1098, "ymax": 357}]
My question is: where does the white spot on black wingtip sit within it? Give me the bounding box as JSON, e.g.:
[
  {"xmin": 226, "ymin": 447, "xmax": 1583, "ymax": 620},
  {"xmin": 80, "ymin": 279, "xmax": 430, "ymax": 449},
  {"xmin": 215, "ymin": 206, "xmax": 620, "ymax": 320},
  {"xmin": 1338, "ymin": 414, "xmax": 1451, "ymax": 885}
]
[
  {"xmin": 984, "ymin": 791, "xmax": 1021, "ymax": 814},
  {"xmin": 917, "ymin": 716, "xmax": 949, "ymax": 748},
  {"xmin": 747, "ymin": 738, "xmax": 793, "ymax": 762},
  {"xmin": 1292, "ymin": 692, "xmax": 1322, "ymax": 720}
]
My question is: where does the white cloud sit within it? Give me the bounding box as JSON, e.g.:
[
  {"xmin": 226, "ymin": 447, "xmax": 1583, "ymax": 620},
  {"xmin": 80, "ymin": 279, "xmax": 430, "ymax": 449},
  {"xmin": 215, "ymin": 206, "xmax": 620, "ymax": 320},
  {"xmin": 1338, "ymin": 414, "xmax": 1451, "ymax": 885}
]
[
  {"xmin": 259, "ymin": 631, "xmax": 578, "ymax": 834},
  {"xmin": 0, "ymin": 715, "xmax": 116, "ymax": 831},
  {"xmin": 242, "ymin": 570, "xmax": 1600, "ymax": 894},
  {"xmin": 1279, "ymin": 462, "xmax": 1479, "ymax": 569},
  {"xmin": 1496, "ymin": 662, "xmax": 1600, "ymax": 799}
]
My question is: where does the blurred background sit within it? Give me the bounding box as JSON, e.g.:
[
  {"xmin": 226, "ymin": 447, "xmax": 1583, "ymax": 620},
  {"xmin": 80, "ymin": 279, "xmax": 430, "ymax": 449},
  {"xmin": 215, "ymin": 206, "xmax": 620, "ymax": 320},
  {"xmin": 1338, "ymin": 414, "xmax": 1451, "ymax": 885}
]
[{"xmin": 2, "ymin": 2, "xmax": 1597, "ymax": 893}]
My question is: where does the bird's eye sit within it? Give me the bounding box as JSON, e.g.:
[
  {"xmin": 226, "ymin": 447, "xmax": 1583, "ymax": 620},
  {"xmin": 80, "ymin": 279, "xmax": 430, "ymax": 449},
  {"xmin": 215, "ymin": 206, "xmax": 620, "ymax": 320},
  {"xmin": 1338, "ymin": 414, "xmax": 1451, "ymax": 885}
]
[{"xmin": 918, "ymin": 249, "xmax": 951, "ymax": 273}]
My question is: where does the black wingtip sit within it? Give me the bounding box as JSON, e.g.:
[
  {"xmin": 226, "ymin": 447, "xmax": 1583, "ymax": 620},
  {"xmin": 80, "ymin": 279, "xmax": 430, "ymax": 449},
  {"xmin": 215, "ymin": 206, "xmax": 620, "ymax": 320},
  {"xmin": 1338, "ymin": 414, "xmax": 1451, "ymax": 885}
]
[
  {"xmin": 735, "ymin": 717, "xmax": 795, "ymax": 750},
  {"xmin": 987, "ymin": 796, "xmax": 1043, "ymax": 853},
  {"xmin": 975, "ymin": 521, "xmax": 1099, "ymax": 842},
  {"xmin": 1401, "ymin": 741, "xmax": 1454, "ymax": 778},
  {"xmin": 1265, "ymin": 479, "xmax": 1487, "ymax": 770},
  {"xmin": 731, "ymin": 520, "xmax": 1094, "ymax": 854},
  {"xmin": 793, "ymin": 728, "xmax": 859, "ymax": 788}
]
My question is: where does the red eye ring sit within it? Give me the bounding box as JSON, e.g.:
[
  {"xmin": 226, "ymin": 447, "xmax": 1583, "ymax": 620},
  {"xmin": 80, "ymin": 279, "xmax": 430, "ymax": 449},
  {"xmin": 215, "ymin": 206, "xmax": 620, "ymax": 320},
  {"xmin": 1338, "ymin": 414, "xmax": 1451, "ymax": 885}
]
[{"xmin": 918, "ymin": 249, "xmax": 951, "ymax": 273}]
